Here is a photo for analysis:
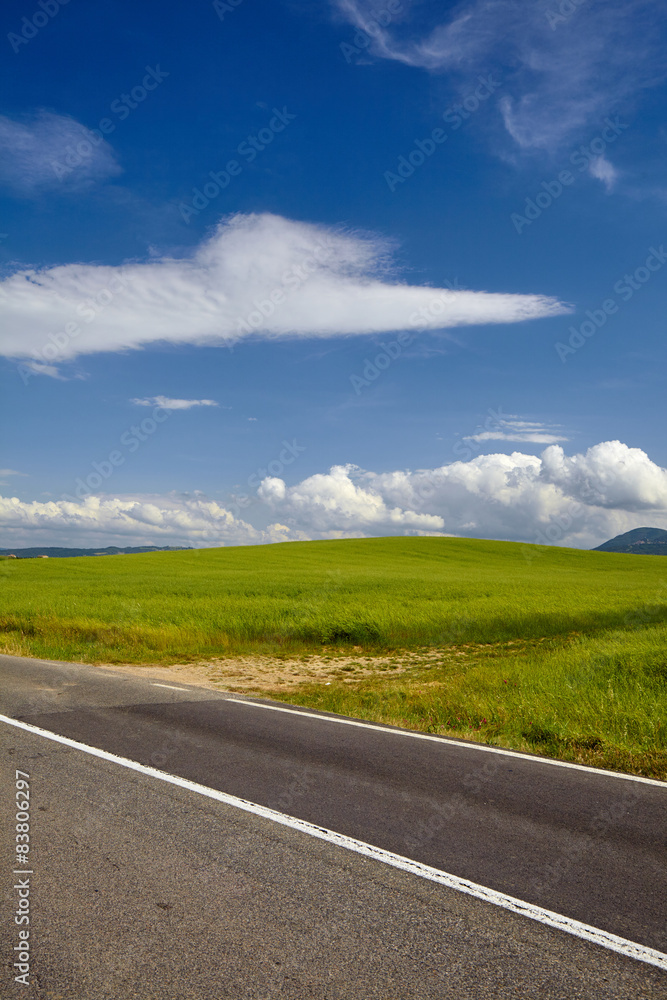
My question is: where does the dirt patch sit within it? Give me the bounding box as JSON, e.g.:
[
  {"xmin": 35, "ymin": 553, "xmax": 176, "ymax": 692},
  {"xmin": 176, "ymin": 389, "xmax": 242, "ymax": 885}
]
[
  {"xmin": 91, "ymin": 640, "xmax": 535, "ymax": 693},
  {"xmin": 92, "ymin": 649, "xmax": 447, "ymax": 693}
]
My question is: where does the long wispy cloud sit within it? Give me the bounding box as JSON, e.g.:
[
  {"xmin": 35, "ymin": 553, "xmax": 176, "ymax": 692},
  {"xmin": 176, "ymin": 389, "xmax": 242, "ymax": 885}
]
[
  {"xmin": 0, "ymin": 213, "xmax": 568, "ymax": 370},
  {"xmin": 464, "ymin": 416, "xmax": 568, "ymax": 445},
  {"xmin": 0, "ymin": 469, "xmax": 28, "ymax": 488},
  {"xmin": 0, "ymin": 111, "xmax": 121, "ymax": 195},
  {"xmin": 131, "ymin": 396, "xmax": 219, "ymax": 410},
  {"xmin": 2, "ymin": 441, "xmax": 665, "ymax": 549},
  {"xmin": 334, "ymin": 0, "xmax": 667, "ymax": 154}
]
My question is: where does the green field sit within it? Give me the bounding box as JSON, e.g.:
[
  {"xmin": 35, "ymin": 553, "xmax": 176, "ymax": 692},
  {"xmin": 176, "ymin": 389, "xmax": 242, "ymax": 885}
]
[{"xmin": 1, "ymin": 537, "xmax": 665, "ymax": 777}]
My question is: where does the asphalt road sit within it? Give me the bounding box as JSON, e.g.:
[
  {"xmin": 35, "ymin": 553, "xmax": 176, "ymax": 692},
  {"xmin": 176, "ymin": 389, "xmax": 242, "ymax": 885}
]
[{"xmin": 1, "ymin": 653, "xmax": 666, "ymax": 998}]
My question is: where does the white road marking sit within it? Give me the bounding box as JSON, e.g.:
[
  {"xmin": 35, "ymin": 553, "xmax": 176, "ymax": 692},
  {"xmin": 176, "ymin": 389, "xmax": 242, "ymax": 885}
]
[
  {"xmin": 1, "ymin": 713, "xmax": 666, "ymax": 973},
  {"xmin": 6, "ymin": 653, "xmax": 663, "ymax": 786},
  {"xmin": 226, "ymin": 698, "xmax": 667, "ymax": 788},
  {"xmin": 151, "ymin": 683, "xmax": 188, "ymax": 691}
]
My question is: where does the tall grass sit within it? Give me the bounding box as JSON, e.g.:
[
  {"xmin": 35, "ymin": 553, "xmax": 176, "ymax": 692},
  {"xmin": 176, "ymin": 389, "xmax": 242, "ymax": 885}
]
[{"xmin": 1, "ymin": 537, "xmax": 666, "ymax": 660}]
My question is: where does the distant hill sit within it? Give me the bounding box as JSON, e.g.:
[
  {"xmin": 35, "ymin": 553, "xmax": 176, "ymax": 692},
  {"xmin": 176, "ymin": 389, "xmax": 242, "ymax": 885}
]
[
  {"xmin": 593, "ymin": 527, "xmax": 667, "ymax": 555},
  {"xmin": 0, "ymin": 545, "xmax": 191, "ymax": 559}
]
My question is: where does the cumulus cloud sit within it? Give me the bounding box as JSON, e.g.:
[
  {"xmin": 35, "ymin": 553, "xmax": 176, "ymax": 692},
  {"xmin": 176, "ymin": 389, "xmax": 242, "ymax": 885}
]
[
  {"xmin": 539, "ymin": 440, "xmax": 667, "ymax": 510},
  {"xmin": 334, "ymin": 0, "xmax": 667, "ymax": 153},
  {"xmin": 258, "ymin": 441, "xmax": 667, "ymax": 548},
  {"xmin": 0, "ymin": 493, "xmax": 293, "ymax": 549},
  {"xmin": 258, "ymin": 464, "xmax": 445, "ymax": 534},
  {"xmin": 131, "ymin": 396, "xmax": 219, "ymax": 410},
  {"xmin": 0, "ymin": 111, "xmax": 121, "ymax": 195},
  {"xmin": 3, "ymin": 441, "xmax": 664, "ymax": 550},
  {"xmin": 0, "ymin": 213, "xmax": 568, "ymax": 369}
]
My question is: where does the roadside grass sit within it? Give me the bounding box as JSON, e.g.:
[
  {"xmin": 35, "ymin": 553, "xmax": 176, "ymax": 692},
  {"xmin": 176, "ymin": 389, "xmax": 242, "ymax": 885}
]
[
  {"xmin": 1, "ymin": 537, "xmax": 665, "ymax": 777},
  {"xmin": 259, "ymin": 626, "xmax": 667, "ymax": 780}
]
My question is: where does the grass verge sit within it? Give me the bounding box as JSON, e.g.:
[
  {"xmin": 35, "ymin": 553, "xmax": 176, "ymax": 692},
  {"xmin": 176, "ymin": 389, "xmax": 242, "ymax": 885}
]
[{"xmin": 256, "ymin": 627, "xmax": 667, "ymax": 780}]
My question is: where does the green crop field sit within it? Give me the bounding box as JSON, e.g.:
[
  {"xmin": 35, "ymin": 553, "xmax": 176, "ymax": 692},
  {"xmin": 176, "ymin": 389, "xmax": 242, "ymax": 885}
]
[{"xmin": 1, "ymin": 536, "xmax": 665, "ymax": 777}]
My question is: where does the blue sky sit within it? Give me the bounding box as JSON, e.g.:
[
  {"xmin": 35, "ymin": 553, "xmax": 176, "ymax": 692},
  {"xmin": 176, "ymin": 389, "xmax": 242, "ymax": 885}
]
[{"xmin": 1, "ymin": 0, "xmax": 666, "ymax": 549}]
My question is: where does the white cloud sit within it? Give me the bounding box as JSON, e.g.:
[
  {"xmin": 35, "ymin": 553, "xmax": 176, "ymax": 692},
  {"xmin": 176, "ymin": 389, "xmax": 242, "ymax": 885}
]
[
  {"xmin": 464, "ymin": 416, "xmax": 568, "ymax": 444},
  {"xmin": 588, "ymin": 155, "xmax": 619, "ymax": 191},
  {"xmin": 3, "ymin": 441, "xmax": 664, "ymax": 550},
  {"xmin": 258, "ymin": 464, "xmax": 445, "ymax": 534},
  {"xmin": 131, "ymin": 396, "xmax": 219, "ymax": 410},
  {"xmin": 0, "ymin": 111, "xmax": 121, "ymax": 194},
  {"xmin": 539, "ymin": 440, "xmax": 667, "ymax": 510},
  {"xmin": 19, "ymin": 361, "xmax": 70, "ymax": 381},
  {"xmin": 465, "ymin": 431, "xmax": 566, "ymax": 444},
  {"xmin": 257, "ymin": 441, "xmax": 667, "ymax": 548},
  {"xmin": 0, "ymin": 469, "xmax": 27, "ymax": 488},
  {"xmin": 0, "ymin": 493, "xmax": 292, "ymax": 549},
  {"xmin": 0, "ymin": 213, "xmax": 568, "ymax": 368},
  {"xmin": 334, "ymin": 0, "xmax": 667, "ymax": 153}
]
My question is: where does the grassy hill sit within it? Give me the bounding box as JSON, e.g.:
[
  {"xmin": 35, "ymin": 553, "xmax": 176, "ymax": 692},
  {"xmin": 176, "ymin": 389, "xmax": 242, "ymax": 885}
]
[
  {"xmin": 1, "ymin": 536, "xmax": 665, "ymax": 777},
  {"xmin": 1, "ymin": 534, "xmax": 666, "ymax": 655}
]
